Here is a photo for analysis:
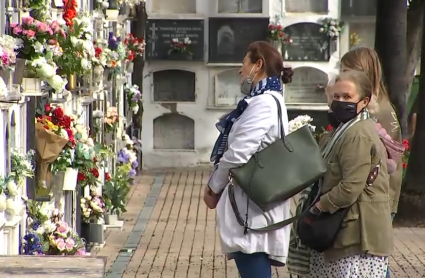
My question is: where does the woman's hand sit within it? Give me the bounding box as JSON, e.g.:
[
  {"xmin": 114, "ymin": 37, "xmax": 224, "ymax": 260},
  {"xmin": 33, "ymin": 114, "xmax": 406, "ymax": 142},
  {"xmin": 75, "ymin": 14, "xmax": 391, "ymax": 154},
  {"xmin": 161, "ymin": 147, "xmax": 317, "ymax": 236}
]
[{"xmin": 203, "ymin": 186, "xmax": 220, "ymax": 209}]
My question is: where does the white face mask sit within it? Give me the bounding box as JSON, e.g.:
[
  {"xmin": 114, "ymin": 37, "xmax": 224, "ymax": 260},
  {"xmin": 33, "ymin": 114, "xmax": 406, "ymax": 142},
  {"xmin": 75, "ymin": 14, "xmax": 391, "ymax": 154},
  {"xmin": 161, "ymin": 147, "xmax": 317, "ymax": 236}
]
[{"xmin": 240, "ymin": 65, "xmax": 258, "ymax": 96}]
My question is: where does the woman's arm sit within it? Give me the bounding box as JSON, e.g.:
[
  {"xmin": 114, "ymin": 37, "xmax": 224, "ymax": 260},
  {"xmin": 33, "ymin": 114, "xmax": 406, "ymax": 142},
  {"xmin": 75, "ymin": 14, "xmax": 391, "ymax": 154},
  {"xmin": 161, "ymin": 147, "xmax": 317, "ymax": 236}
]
[
  {"xmin": 208, "ymin": 96, "xmax": 275, "ymax": 194},
  {"xmin": 318, "ymin": 134, "xmax": 374, "ymax": 214}
]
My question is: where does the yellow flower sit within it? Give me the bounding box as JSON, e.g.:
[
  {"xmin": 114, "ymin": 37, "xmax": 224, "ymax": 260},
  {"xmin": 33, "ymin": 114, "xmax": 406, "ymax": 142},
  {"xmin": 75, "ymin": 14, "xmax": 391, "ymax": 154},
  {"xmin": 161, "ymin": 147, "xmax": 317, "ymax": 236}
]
[{"xmin": 46, "ymin": 120, "xmax": 59, "ymax": 132}]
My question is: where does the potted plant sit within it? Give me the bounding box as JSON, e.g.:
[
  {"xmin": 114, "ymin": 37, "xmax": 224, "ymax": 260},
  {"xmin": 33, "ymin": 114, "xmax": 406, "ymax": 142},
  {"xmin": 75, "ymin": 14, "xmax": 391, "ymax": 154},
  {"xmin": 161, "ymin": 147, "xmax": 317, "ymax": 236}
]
[
  {"xmin": 124, "ymin": 83, "xmax": 142, "ymax": 114},
  {"xmin": 168, "ymin": 37, "xmax": 193, "ymax": 60},
  {"xmin": 123, "ymin": 33, "xmax": 145, "ymax": 73},
  {"xmin": 103, "ymin": 171, "xmax": 129, "ymax": 225},
  {"xmin": 80, "ymin": 191, "xmax": 106, "ymax": 244}
]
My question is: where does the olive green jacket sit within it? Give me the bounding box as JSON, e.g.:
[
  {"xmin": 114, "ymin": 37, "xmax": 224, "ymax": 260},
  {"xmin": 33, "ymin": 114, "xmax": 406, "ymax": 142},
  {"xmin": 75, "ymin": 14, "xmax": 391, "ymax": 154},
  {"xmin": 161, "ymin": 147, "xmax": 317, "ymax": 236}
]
[
  {"xmin": 376, "ymin": 100, "xmax": 403, "ymax": 213},
  {"xmin": 319, "ymin": 119, "xmax": 393, "ymax": 263}
]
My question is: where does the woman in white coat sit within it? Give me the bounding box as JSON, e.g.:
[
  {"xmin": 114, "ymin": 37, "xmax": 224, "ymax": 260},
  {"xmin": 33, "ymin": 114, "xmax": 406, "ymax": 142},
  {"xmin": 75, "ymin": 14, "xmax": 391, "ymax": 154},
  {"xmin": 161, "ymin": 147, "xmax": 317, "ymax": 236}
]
[{"xmin": 203, "ymin": 41, "xmax": 294, "ymax": 278}]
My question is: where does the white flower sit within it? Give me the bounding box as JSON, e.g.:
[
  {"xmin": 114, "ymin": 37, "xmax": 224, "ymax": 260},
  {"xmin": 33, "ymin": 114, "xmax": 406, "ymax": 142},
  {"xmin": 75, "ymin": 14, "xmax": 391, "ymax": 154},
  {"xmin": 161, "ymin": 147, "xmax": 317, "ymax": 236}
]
[
  {"xmin": 102, "ymin": 1, "xmax": 109, "ymax": 8},
  {"xmin": 86, "ymin": 138, "xmax": 94, "ymax": 147},
  {"xmin": 81, "ymin": 58, "xmax": 91, "ymax": 70},
  {"xmin": 172, "ymin": 38, "xmax": 178, "ymax": 43},
  {"xmin": 132, "ymin": 104, "xmax": 139, "ymax": 114},
  {"xmin": 0, "ymin": 193, "xmax": 6, "ymax": 211},
  {"xmin": 319, "ymin": 28, "xmax": 324, "ymax": 33},
  {"xmin": 330, "ymin": 20, "xmax": 336, "ymax": 26},
  {"xmin": 60, "ymin": 128, "xmax": 69, "ymax": 139},
  {"xmin": 42, "ymin": 220, "xmax": 57, "ymax": 233},
  {"xmin": 32, "ymin": 41, "xmax": 45, "ymax": 53},
  {"xmin": 90, "ymin": 201, "xmax": 103, "ymax": 213},
  {"xmin": 52, "ymin": 208, "xmax": 59, "ymax": 216},
  {"xmin": 184, "ymin": 37, "xmax": 192, "ymax": 44},
  {"xmin": 6, "ymin": 180, "xmax": 19, "ymax": 197},
  {"xmin": 46, "ymin": 75, "xmax": 67, "ymax": 92},
  {"xmin": 75, "ymin": 124, "xmax": 85, "ymax": 134},
  {"xmin": 93, "ymin": 110, "xmax": 104, "ymax": 118}
]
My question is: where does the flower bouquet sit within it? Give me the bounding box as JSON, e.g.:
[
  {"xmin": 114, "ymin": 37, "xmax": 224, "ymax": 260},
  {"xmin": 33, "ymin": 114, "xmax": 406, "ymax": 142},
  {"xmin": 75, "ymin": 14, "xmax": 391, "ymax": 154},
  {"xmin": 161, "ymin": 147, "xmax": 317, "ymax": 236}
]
[
  {"xmin": 81, "ymin": 192, "xmax": 106, "ymax": 223},
  {"xmin": 10, "ymin": 148, "xmax": 35, "ymax": 186},
  {"xmin": 106, "ymin": 32, "xmax": 127, "ymax": 76},
  {"xmin": 288, "ymin": 115, "xmax": 316, "ymax": 134},
  {"xmin": 35, "ymin": 106, "xmax": 71, "ymax": 196},
  {"xmin": 104, "ymin": 106, "xmax": 119, "ymax": 133},
  {"xmin": 267, "ymin": 23, "xmax": 292, "ymax": 45},
  {"xmin": 1, "ymin": 175, "xmax": 25, "ymax": 220},
  {"xmin": 54, "ymin": 15, "xmax": 96, "ymax": 77},
  {"xmin": 103, "ymin": 171, "xmax": 130, "ymax": 223},
  {"xmin": 124, "ymin": 83, "xmax": 142, "ymax": 114},
  {"xmin": 319, "ymin": 18, "xmax": 344, "ymax": 40},
  {"xmin": 0, "ymin": 35, "xmax": 19, "ymax": 71},
  {"xmin": 117, "ymin": 136, "xmax": 138, "ymax": 182},
  {"xmin": 23, "ymin": 205, "xmax": 86, "ymax": 255},
  {"xmin": 123, "ymin": 33, "xmax": 145, "ymax": 61},
  {"xmin": 168, "ymin": 37, "xmax": 192, "ymax": 58}
]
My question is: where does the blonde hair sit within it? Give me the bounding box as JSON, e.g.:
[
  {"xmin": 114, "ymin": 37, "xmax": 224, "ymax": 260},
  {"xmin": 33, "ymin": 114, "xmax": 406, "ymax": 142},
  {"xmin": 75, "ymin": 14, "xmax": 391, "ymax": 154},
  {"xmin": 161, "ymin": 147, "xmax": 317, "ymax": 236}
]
[
  {"xmin": 341, "ymin": 47, "xmax": 388, "ymax": 114},
  {"xmin": 335, "ymin": 70, "xmax": 377, "ymax": 113}
]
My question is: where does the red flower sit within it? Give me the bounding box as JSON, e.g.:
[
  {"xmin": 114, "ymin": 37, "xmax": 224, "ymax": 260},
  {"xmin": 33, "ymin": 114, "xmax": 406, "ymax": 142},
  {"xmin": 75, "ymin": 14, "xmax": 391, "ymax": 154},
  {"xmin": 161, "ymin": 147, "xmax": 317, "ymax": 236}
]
[
  {"xmin": 279, "ymin": 32, "xmax": 285, "ymax": 37},
  {"xmin": 403, "ymin": 162, "xmax": 407, "ymax": 169},
  {"xmin": 105, "ymin": 172, "xmax": 111, "ymax": 181},
  {"xmin": 276, "ymin": 25, "xmax": 283, "ymax": 30},
  {"xmin": 52, "ymin": 107, "xmax": 64, "ymax": 120},
  {"xmin": 90, "ymin": 168, "xmax": 99, "ymax": 178},
  {"xmin": 77, "ymin": 172, "xmax": 86, "ymax": 181},
  {"xmin": 403, "ymin": 139, "xmax": 410, "ymax": 150},
  {"xmin": 95, "ymin": 47, "xmax": 102, "ymax": 58},
  {"xmin": 44, "ymin": 104, "xmax": 51, "ymax": 112},
  {"xmin": 65, "ymin": 128, "xmax": 75, "ymax": 145},
  {"xmin": 60, "ymin": 115, "xmax": 72, "ymax": 129},
  {"xmin": 268, "ymin": 24, "xmax": 274, "ymax": 30},
  {"xmin": 93, "ymin": 157, "xmax": 97, "ymax": 163},
  {"xmin": 326, "ymin": 124, "xmax": 333, "ymax": 131}
]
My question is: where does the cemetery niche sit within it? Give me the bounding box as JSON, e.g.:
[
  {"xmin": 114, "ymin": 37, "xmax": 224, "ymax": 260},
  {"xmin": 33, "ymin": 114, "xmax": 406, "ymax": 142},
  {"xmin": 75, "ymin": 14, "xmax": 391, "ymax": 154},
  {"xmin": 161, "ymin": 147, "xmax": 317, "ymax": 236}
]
[
  {"xmin": 153, "ymin": 114, "xmax": 195, "ymax": 150},
  {"xmin": 283, "ymin": 23, "xmax": 330, "ymax": 61},
  {"xmin": 145, "ymin": 19, "xmax": 204, "ymax": 61},
  {"xmin": 285, "ymin": 0, "xmax": 328, "ymax": 14},
  {"xmin": 218, "ymin": 0, "xmax": 262, "ymax": 14},
  {"xmin": 214, "ymin": 68, "xmax": 242, "ymax": 107},
  {"xmin": 341, "ymin": 0, "xmax": 377, "ymax": 16},
  {"xmin": 153, "ymin": 70, "xmax": 196, "ymax": 102},
  {"xmin": 285, "ymin": 67, "xmax": 328, "ymax": 104},
  {"xmin": 209, "ymin": 18, "xmax": 269, "ymax": 63}
]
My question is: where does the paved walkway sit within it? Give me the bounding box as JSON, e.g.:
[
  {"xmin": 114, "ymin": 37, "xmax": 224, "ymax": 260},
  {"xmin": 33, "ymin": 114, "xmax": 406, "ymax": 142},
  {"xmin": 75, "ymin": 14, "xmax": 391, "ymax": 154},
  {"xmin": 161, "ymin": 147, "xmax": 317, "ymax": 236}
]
[{"xmin": 94, "ymin": 169, "xmax": 425, "ymax": 278}]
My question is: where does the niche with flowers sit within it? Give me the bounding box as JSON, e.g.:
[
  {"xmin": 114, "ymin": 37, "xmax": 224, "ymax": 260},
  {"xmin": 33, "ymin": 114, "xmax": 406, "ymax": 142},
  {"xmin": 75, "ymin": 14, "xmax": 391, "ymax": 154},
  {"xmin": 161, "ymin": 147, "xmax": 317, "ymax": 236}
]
[{"xmin": 153, "ymin": 114, "xmax": 195, "ymax": 150}]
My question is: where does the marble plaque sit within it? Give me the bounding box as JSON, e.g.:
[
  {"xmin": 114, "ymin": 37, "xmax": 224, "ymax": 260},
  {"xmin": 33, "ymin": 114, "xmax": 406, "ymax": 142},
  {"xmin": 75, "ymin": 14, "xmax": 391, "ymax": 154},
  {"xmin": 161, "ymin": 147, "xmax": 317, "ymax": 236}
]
[
  {"xmin": 214, "ymin": 68, "xmax": 243, "ymax": 107},
  {"xmin": 285, "ymin": 0, "xmax": 328, "ymax": 13},
  {"xmin": 341, "ymin": 0, "xmax": 377, "ymax": 16},
  {"xmin": 145, "ymin": 20, "xmax": 204, "ymax": 61},
  {"xmin": 218, "ymin": 0, "xmax": 262, "ymax": 13},
  {"xmin": 209, "ymin": 18, "xmax": 269, "ymax": 63},
  {"xmin": 285, "ymin": 67, "xmax": 328, "ymax": 104},
  {"xmin": 152, "ymin": 0, "xmax": 196, "ymax": 14},
  {"xmin": 284, "ymin": 23, "xmax": 330, "ymax": 61},
  {"xmin": 153, "ymin": 70, "xmax": 196, "ymax": 102}
]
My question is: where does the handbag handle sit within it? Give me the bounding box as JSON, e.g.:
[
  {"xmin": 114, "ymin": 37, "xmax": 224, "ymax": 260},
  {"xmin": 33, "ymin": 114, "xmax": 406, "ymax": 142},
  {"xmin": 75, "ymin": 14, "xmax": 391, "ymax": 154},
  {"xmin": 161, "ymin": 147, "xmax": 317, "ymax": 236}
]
[
  {"xmin": 228, "ymin": 179, "xmax": 323, "ymax": 232},
  {"xmin": 269, "ymin": 94, "xmax": 293, "ymax": 152}
]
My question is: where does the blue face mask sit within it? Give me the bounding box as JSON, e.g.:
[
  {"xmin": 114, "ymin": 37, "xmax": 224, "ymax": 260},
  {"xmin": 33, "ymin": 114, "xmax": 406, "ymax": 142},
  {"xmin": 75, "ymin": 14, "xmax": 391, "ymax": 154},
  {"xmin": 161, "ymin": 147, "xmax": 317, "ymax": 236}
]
[{"xmin": 240, "ymin": 65, "xmax": 258, "ymax": 96}]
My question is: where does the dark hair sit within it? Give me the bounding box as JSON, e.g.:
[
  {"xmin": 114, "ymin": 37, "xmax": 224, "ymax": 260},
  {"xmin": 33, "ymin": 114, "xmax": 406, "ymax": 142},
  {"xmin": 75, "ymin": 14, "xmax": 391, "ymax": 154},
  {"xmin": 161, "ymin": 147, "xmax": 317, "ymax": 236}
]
[{"xmin": 247, "ymin": 41, "xmax": 294, "ymax": 84}]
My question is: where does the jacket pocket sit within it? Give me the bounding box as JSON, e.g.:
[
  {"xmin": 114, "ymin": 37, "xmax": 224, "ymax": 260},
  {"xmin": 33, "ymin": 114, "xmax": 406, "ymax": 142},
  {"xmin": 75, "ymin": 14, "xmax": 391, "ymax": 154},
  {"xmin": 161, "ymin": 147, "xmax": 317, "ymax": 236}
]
[{"xmin": 334, "ymin": 204, "xmax": 361, "ymax": 248}]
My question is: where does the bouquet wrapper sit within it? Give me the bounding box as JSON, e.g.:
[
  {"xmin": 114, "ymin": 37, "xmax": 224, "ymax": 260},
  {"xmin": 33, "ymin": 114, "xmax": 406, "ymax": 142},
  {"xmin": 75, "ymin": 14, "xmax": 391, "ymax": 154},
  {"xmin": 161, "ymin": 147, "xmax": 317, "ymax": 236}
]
[{"xmin": 35, "ymin": 123, "xmax": 69, "ymax": 190}]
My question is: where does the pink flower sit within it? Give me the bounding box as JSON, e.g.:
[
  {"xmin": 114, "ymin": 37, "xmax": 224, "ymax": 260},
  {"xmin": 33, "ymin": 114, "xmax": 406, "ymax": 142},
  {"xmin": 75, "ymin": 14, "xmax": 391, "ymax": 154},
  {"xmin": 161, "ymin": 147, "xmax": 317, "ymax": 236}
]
[
  {"xmin": 55, "ymin": 238, "xmax": 66, "ymax": 251},
  {"xmin": 26, "ymin": 30, "xmax": 36, "ymax": 38},
  {"xmin": 48, "ymin": 28, "xmax": 54, "ymax": 35},
  {"xmin": 10, "ymin": 23, "xmax": 17, "ymax": 28},
  {"xmin": 65, "ymin": 238, "xmax": 75, "ymax": 251},
  {"xmin": 75, "ymin": 248, "xmax": 86, "ymax": 256},
  {"xmin": 50, "ymin": 21, "xmax": 60, "ymax": 31},
  {"xmin": 36, "ymin": 22, "xmax": 49, "ymax": 33},
  {"xmin": 57, "ymin": 221, "xmax": 69, "ymax": 234},
  {"xmin": 22, "ymin": 16, "xmax": 35, "ymax": 26},
  {"xmin": 12, "ymin": 26, "xmax": 22, "ymax": 35}
]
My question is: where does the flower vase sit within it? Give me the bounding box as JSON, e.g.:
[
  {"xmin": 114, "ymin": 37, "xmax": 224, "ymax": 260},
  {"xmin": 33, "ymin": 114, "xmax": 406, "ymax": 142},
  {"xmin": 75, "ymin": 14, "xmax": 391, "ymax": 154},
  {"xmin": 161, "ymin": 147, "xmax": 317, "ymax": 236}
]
[
  {"xmin": 13, "ymin": 58, "xmax": 26, "ymax": 85},
  {"xmin": 126, "ymin": 62, "xmax": 134, "ymax": 73},
  {"xmin": 21, "ymin": 78, "xmax": 42, "ymax": 93},
  {"xmin": 81, "ymin": 222, "xmax": 104, "ymax": 244},
  {"xmin": 104, "ymin": 213, "xmax": 118, "ymax": 225},
  {"xmin": 66, "ymin": 74, "xmax": 77, "ymax": 90},
  {"xmin": 63, "ymin": 168, "xmax": 78, "ymax": 190},
  {"xmin": 269, "ymin": 40, "xmax": 282, "ymax": 55}
]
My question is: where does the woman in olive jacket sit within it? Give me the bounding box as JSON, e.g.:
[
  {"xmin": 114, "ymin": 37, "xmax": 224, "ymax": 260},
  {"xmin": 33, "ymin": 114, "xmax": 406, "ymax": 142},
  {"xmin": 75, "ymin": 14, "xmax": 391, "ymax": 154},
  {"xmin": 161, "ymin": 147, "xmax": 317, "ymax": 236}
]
[{"xmin": 309, "ymin": 70, "xmax": 392, "ymax": 277}]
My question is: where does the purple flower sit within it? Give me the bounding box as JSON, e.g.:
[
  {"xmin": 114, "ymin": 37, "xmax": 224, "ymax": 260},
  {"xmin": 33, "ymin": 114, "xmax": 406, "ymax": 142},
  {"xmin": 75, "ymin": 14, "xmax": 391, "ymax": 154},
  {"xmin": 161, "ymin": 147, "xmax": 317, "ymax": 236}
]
[
  {"xmin": 117, "ymin": 150, "xmax": 130, "ymax": 163},
  {"xmin": 129, "ymin": 169, "xmax": 137, "ymax": 177},
  {"xmin": 132, "ymin": 160, "xmax": 139, "ymax": 169}
]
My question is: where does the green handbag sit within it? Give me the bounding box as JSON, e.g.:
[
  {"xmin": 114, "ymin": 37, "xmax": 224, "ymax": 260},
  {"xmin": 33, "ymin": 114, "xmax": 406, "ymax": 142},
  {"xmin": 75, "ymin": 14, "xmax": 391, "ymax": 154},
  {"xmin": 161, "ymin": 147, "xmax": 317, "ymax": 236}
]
[{"xmin": 228, "ymin": 95, "xmax": 326, "ymax": 231}]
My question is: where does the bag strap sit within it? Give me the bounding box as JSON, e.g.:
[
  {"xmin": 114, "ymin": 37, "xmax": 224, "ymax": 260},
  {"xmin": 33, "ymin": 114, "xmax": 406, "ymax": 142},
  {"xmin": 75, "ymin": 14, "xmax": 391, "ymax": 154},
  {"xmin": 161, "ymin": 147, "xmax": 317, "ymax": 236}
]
[{"xmin": 228, "ymin": 180, "xmax": 322, "ymax": 232}]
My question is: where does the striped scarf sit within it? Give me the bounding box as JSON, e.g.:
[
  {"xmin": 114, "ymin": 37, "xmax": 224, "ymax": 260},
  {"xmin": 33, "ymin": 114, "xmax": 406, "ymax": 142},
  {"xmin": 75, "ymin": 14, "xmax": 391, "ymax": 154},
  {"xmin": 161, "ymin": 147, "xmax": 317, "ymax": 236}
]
[
  {"xmin": 287, "ymin": 109, "xmax": 370, "ymax": 276},
  {"xmin": 210, "ymin": 76, "xmax": 282, "ymax": 165}
]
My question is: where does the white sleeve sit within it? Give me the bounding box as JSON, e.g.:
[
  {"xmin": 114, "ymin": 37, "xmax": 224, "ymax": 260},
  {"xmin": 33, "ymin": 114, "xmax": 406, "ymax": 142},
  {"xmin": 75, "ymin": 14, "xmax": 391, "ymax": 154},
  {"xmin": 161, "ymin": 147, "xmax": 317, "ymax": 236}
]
[{"xmin": 208, "ymin": 96, "xmax": 274, "ymax": 194}]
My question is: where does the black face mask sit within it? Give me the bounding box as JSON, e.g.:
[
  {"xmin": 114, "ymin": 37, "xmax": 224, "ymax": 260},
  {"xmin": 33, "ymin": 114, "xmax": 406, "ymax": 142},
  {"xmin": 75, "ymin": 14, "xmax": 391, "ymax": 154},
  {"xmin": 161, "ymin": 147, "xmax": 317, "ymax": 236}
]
[
  {"xmin": 330, "ymin": 100, "xmax": 359, "ymax": 123},
  {"xmin": 327, "ymin": 111, "xmax": 341, "ymax": 129}
]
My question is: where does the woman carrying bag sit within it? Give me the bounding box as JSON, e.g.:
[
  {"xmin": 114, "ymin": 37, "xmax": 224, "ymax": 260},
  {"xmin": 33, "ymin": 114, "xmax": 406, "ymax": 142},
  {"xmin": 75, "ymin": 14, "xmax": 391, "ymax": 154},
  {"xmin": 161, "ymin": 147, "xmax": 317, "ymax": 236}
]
[
  {"xmin": 288, "ymin": 70, "xmax": 393, "ymax": 277},
  {"xmin": 203, "ymin": 41, "xmax": 294, "ymax": 278}
]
